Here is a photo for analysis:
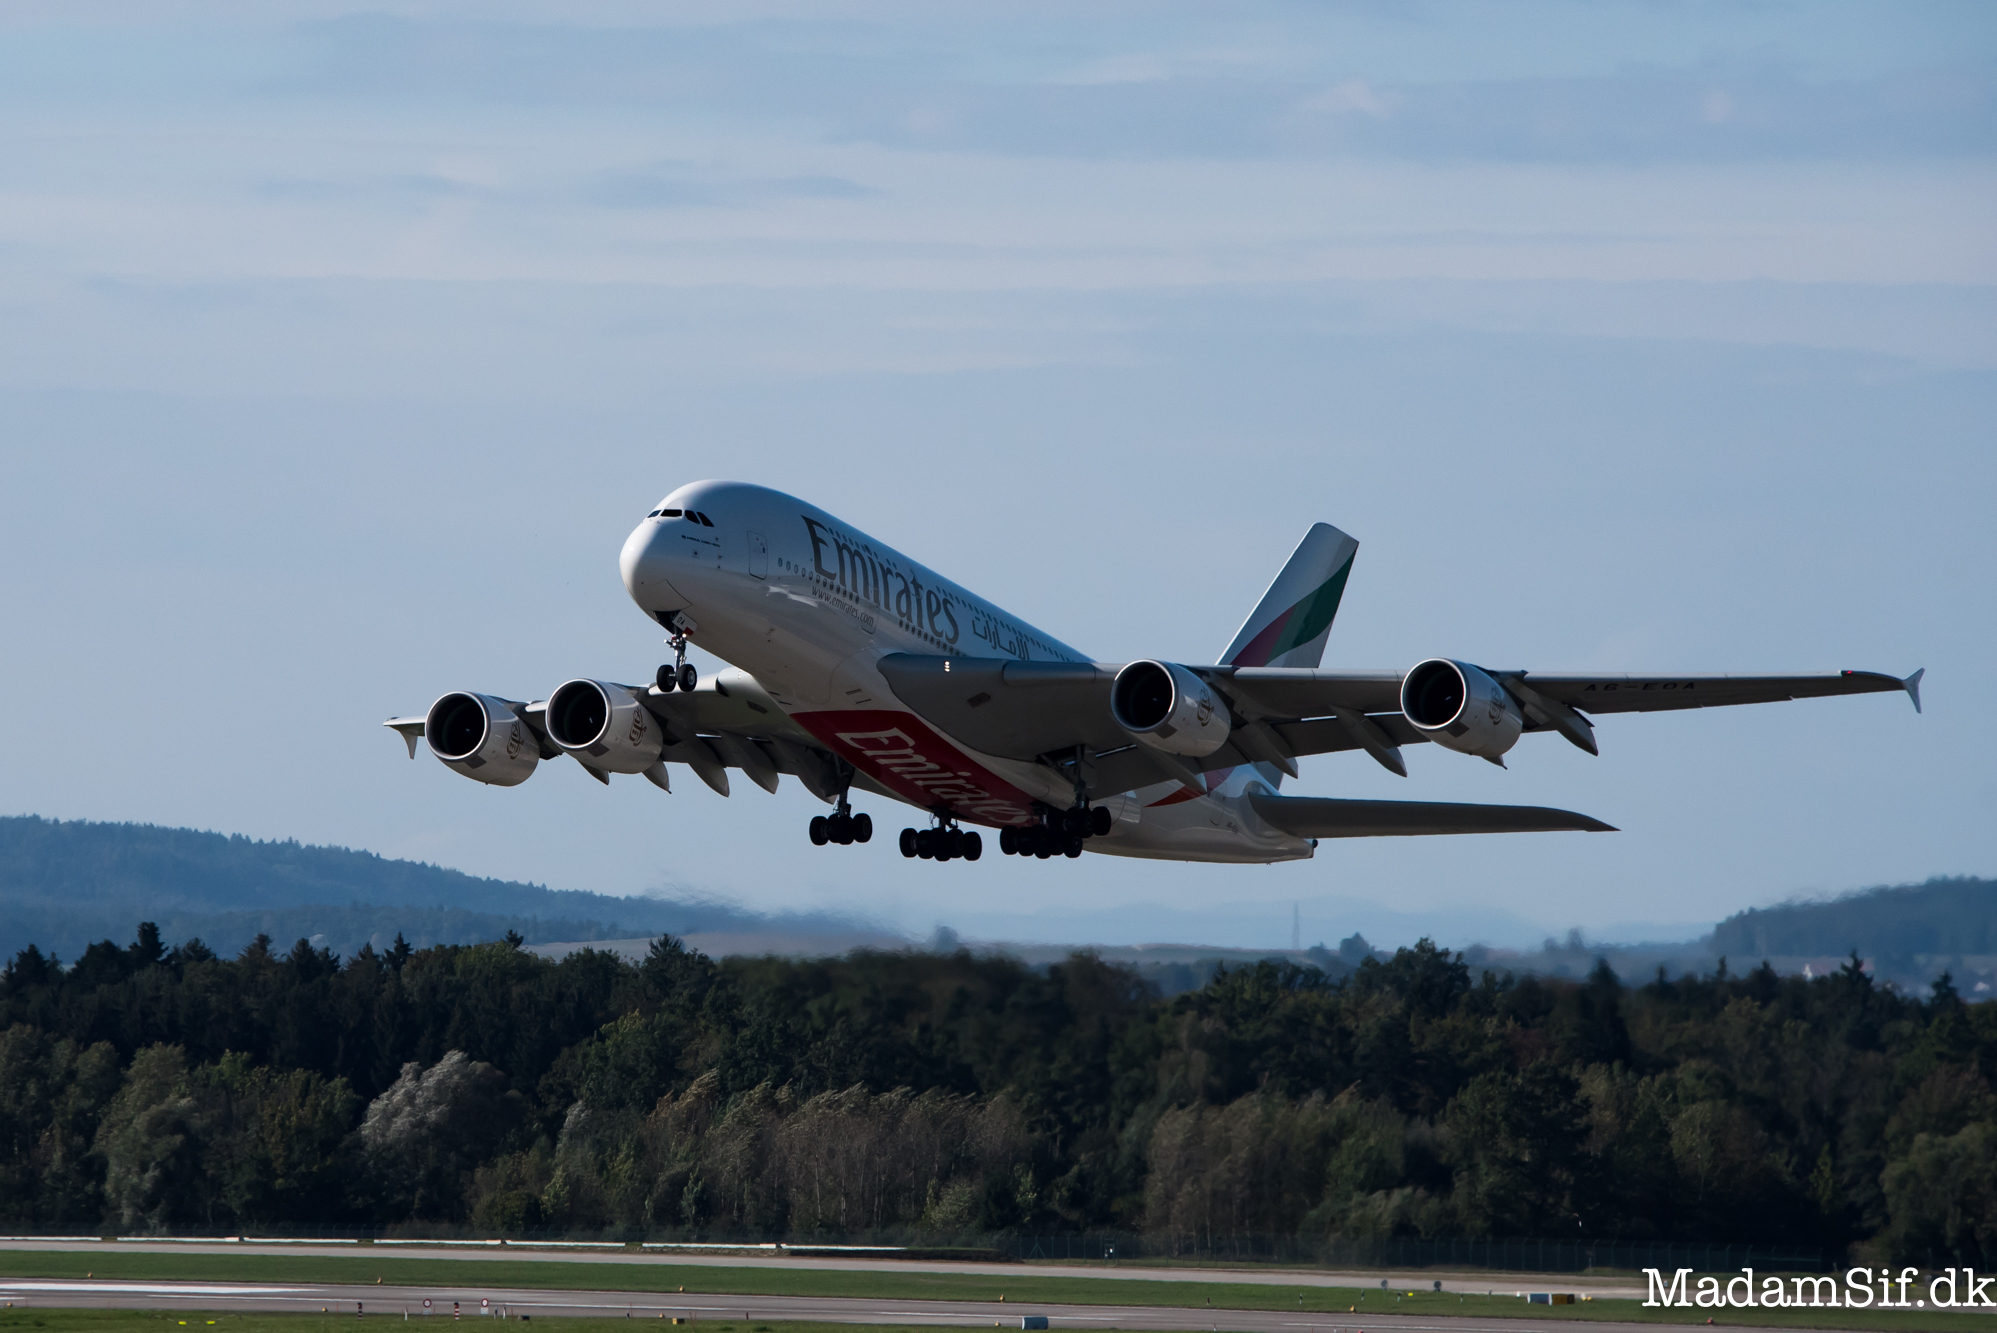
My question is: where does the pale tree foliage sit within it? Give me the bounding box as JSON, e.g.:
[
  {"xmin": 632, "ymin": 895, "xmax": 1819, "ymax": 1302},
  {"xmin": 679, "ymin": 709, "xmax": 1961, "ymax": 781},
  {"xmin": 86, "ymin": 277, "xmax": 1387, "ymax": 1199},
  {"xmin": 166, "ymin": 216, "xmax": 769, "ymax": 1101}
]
[
  {"xmin": 504, "ymin": 1076, "xmax": 1034, "ymax": 1238},
  {"xmin": 1144, "ymin": 1091, "xmax": 1440, "ymax": 1247},
  {"xmin": 360, "ymin": 1050, "xmax": 521, "ymax": 1219}
]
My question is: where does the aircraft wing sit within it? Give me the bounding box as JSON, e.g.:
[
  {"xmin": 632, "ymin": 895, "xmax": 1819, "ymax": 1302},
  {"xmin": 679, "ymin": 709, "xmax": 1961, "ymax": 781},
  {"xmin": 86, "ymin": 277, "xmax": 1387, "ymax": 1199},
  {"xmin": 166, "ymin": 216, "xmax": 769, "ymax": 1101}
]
[
  {"xmin": 1249, "ymin": 792, "xmax": 1615, "ymax": 837},
  {"xmin": 1490, "ymin": 669, "xmax": 1920, "ymax": 714},
  {"xmin": 633, "ymin": 673, "xmax": 868, "ymax": 801},
  {"xmin": 878, "ymin": 653, "xmax": 1921, "ymax": 794},
  {"xmin": 390, "ymin": 672, "xmax": 865, "ymax": 802},
  {"xmin": 877, "ymin": 654, "xmax": 1420, "ymax": 795}
]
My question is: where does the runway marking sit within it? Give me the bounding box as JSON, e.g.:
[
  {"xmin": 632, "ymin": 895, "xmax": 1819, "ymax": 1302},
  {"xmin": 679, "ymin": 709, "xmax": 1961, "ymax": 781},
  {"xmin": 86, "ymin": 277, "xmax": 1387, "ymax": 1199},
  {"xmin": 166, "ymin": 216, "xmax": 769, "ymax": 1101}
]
[{"xmin": 0, "ymin": 1283, "xmax": 307, "ymax": 1296}]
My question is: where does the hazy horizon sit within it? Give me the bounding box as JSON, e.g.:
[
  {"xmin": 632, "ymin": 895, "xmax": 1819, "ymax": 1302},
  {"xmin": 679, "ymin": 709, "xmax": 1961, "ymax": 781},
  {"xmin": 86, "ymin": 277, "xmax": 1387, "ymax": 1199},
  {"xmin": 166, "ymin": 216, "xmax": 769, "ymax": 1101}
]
[{"xmin": 2, "ymin": 2, "xmax": 1989, "ymax": 943}]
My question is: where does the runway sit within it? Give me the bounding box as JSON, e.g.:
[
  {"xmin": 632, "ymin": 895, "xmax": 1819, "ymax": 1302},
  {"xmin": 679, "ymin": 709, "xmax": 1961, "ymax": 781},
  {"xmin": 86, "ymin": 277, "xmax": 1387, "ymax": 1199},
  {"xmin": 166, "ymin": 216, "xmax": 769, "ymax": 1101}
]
[
  {"xmin": 0, "ymin": 1277, "xmax": 1686, "ymax": 1333},
  {"xmin": 0, "ymin": 1240, "xmax": 1648, "ymax": 1301}
]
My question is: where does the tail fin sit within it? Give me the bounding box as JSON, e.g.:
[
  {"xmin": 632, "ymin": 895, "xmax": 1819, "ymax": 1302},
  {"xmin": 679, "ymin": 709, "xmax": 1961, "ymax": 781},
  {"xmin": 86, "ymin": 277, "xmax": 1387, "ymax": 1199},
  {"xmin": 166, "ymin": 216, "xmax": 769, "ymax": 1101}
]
[{"xmin": 1218, "ymin": 523, "xmax": 1359, "ymax": 669}]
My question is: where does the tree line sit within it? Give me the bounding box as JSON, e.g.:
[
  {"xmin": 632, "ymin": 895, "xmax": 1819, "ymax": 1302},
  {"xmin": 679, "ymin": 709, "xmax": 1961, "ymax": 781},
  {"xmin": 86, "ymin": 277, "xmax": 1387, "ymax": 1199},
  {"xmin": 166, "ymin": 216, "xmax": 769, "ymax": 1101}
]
[{"xmin": 0, "ymin": 923, "xmax": 1991, "ymax": 1265}]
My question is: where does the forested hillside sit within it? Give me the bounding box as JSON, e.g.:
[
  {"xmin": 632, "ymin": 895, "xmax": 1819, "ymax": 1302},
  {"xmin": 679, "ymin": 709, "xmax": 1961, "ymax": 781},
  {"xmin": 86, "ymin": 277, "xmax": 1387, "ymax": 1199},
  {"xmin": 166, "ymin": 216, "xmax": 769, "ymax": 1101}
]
[
  {"xmin": 0, "ymin": 816, "xmax": 853, "ymax": 959},
  {"xmin": 1712, "ymin": 876, "xmax": 1997, "ymax": 980},
  {"xmin": 2, "ymin": 925, "xmax": 1991, "ymax": 1265}
]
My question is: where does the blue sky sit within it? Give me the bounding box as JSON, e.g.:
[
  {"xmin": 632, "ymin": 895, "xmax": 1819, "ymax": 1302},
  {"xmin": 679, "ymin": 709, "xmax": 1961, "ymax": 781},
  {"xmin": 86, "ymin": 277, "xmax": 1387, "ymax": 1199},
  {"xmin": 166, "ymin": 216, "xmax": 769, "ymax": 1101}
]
[{"xmin": 1, "ymin": 1, "xmax": 1991, "ymax": 951}]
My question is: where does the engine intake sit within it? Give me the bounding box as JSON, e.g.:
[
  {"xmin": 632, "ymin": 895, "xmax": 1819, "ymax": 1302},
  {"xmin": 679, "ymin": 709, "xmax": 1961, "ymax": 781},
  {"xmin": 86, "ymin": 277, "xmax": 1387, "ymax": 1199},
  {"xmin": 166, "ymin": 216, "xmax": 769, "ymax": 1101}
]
[
  {"xmin": 425, "ymin": 692, "xmax": 539, "ymax": 787},
  {"xmin": 1110, "ymin": 660, "xmax": 1231, "ymax": 758},
  {"xmin": 546, "ymin": 679, "xmax": 664, "ymax": 773},
  {"xmin": 1401, "ymin": 659, "xmax": 1522, "ymax": 760}
]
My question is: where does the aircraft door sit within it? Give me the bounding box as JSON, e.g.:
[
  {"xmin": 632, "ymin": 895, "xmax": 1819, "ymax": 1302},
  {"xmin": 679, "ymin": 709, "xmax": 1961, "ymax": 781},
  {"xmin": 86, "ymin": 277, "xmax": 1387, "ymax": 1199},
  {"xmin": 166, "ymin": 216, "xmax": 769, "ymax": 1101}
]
[{"xmin": 748, "ymin": 531, "xmax": 768, "ymax": 579}]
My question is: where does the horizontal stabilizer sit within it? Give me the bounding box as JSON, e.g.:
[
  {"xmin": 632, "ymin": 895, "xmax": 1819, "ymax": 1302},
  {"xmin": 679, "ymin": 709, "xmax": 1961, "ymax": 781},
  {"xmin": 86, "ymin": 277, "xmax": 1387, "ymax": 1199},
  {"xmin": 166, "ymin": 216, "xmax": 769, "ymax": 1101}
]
[{"xmin": 1250, "ymin": 792, "xmax": 1615, "ymax": 839}]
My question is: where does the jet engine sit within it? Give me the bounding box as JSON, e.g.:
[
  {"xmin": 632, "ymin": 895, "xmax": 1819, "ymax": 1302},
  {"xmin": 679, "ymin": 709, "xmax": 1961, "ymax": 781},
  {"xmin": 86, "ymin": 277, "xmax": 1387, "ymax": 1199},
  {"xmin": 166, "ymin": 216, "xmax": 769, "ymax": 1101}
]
[
  {"xmin": 1109, "ymin": 660, "xmax": 1231, "ymax": 758},
  {"xmin": 1400, "ymin": 658, "xmax": 1522, "ymax": 759},
  {"xmin": 545, "ymin": 678, "xmax": 665, "ymax": 773},
  {"xmin": 425, "ymin": 692, "xmax": 540, "ymax": 786}
]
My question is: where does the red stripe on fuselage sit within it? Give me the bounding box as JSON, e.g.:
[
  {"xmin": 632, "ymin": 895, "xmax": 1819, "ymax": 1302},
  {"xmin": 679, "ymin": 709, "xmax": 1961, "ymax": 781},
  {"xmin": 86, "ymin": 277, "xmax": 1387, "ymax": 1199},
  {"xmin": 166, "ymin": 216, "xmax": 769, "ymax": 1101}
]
[
  {"xmin": 791, "ymin": 709, "xmax": 1041, "ymax": 827},
  {"xmin": 1143, "ymin": 764, "xmax": 1235, "ymax": 808}
]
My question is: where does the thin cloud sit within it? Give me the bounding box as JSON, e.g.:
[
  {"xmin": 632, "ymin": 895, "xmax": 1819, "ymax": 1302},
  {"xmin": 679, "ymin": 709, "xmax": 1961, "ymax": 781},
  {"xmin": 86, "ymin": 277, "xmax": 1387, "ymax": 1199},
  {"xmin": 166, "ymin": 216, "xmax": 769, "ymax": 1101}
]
[{"xmin": 587, "ymin": 163, "xmax": 882, "ymax": 209}]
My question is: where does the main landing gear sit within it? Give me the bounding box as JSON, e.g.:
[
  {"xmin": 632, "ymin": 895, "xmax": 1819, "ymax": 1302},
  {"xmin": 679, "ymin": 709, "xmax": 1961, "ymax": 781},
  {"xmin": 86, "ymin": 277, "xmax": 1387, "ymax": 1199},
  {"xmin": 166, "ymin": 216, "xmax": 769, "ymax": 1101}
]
[
  {"xmin": 655, "ymin": 616, "xmax": 698, "ymax": 693},
  {"xmin": 999, "ymin": 804, "xmax": 1111, "ymax": 859},
  {"xmin": 809, "ymin": 809, "xmax": 871, "ymax": 845},
  {"xmin": 900, "ymin": 818, "xmax": 982, "ymax": 862},
  {"xmin": 809, "ymin": 790, "xmax": 872, "ymax": 847}
]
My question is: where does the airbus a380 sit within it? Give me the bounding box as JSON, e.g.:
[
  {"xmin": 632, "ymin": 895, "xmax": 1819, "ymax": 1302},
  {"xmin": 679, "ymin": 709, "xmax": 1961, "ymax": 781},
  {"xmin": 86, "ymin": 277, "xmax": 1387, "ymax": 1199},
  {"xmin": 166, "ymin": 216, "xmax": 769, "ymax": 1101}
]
[{"xmin": 387, "ymin": 481, "xmax": 1922, "ymax": 865}]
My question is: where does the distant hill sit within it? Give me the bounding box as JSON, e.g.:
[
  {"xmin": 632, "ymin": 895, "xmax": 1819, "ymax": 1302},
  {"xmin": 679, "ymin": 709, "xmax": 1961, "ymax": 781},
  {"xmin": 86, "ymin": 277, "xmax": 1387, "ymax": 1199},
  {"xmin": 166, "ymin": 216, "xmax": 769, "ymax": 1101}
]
[
  {"xmin": 1461, "ymin": 876, "xmax": 1997, "ymax": 996},
  {"xmin": 1711, "ymin": 875, "xmax": 1997, "ymax": 978},
  {"xmin": 0, "ymin": 816, "xmax": 864, "ymax": 962}
]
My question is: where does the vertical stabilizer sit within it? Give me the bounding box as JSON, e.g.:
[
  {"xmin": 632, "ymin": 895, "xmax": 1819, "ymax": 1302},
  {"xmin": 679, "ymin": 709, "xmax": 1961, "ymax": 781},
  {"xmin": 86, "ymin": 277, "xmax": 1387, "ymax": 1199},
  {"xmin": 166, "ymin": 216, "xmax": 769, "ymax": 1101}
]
[{"xmin": 1218, "ymin": 522, "xmax": 1360, "ymax": 669}]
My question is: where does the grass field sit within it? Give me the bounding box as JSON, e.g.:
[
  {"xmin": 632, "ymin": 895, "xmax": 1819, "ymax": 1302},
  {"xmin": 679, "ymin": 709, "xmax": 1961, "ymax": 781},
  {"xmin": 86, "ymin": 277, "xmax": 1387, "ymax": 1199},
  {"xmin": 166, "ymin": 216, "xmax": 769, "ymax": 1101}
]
[
  {"xmin": 19, "ymin": 1315, "xmax": 976, "ymax": 1333},
  {"xmin": 0, "ymin": 1251, "xmax": 1979, "ymax": 1333}
]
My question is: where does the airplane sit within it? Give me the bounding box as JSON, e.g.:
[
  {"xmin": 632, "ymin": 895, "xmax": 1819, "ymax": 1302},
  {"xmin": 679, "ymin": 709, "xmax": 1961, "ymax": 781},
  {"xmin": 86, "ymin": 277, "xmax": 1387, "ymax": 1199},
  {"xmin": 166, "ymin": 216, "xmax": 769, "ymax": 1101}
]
[{"xmin": 386, "ymin": 481, "xmax": 1923, "ymax": 865}]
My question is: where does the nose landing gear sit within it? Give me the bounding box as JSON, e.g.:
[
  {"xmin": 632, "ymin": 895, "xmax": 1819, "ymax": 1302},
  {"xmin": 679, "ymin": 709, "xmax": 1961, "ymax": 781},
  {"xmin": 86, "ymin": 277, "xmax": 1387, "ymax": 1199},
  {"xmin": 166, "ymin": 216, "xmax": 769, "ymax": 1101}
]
[{"xmin": 655, "ymin": 614, "xmax": 698, "ymax": 693}]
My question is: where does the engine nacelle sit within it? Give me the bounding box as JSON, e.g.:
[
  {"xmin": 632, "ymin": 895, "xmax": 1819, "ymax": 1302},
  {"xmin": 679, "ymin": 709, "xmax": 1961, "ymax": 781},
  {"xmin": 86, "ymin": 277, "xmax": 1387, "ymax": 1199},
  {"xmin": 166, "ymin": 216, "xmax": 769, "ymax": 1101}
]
[
  {"xmin": 1110, "ymin": 660, "xmax": 1231, "ymax": 758},
  {"xmin": 425, "ymin": 692, "xmax": 540, "ymax": 787},
  {"xmin": 545, "ymin": 679, "xmax": 664, "ymax": 773},
  {"xmin": 1400, "ymin": 658, "xmax": 1523, "ymax": 759}
]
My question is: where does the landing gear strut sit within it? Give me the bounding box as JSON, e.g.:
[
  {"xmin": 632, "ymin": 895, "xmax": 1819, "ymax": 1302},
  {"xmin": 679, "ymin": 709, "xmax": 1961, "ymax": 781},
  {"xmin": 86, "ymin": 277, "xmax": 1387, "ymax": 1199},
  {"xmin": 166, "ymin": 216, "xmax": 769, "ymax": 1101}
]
[
  {"xmin": 656, "ymin": 613, "xmax": 698, "ymax": 693},
  {"xmin": 806, "ymin": 782, "xmax": 870, "ymax": 854},
  {"xmin": 900, "ymin": 815, "xmax": 982, "ymax": 863},
  {"xmin": 808, "ymin": 786, "xmax": 871, "ymax": 847},
  {"xmin": 1000, "ymin": 803, "xmax": 1111, "ymax": 859}
]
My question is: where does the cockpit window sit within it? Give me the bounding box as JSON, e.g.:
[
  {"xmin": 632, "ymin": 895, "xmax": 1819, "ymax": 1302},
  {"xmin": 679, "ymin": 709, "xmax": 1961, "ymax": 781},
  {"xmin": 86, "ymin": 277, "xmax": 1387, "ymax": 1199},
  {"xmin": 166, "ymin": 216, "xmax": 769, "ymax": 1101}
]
[
  {"xmin": 696, "ymin": 512, "xmax": 714, "ymax": 527},
  {"xmin": 657, "ymin": 508, "xmax": 683, "ymax": 518}
]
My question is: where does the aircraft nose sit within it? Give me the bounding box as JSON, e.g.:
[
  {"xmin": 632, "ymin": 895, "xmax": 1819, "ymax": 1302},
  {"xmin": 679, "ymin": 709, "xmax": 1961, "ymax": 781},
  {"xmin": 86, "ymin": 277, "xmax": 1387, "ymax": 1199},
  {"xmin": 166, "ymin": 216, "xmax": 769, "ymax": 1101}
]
[{"xmin": 620, "ymin": 520, "xmax": 685, "ymax": 608}]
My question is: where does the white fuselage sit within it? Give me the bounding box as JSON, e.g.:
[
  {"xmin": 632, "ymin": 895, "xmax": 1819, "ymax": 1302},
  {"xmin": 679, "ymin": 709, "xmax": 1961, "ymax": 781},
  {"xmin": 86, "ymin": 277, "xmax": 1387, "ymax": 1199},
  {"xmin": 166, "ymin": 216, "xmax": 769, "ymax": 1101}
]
[{"xmin": 618, "ymin": 481, "xmax": 1313, "ymax": 864}]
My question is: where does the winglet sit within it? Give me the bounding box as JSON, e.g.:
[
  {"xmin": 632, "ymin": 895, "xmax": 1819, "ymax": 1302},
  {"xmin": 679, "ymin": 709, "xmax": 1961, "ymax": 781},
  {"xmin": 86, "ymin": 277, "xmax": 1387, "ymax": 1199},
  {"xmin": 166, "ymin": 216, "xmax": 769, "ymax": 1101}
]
[
  {"xmin": 1903, "ymin": 667, "xmax": 1925, "ymax": 714},
  {"xmin": 384, "ymin": 717, "xmax": 425, "ymax": 760}
]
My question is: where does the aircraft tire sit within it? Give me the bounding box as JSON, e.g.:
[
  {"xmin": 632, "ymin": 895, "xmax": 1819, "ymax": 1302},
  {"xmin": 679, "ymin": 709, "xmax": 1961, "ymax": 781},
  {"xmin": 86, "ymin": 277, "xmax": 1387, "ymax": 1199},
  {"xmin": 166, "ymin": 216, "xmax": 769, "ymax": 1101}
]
[
  {"xmin": 962, "ymin": 831, "xmax": 982, "ymax": 861},
  {"xmin": 1091, "ymin": 806, "xmax": 1113, "ymax": 836},
  {"xmin": 999, "ymin": 827, "xmax": 1017, "ymax": 856},
  {"xmin": 852, "ymin": 813, "xmax": 872, "ymax": 843},
  {"xmin": 1064, "ymin": 836, "xmax": 1083, "ymax": 858},
  {"xmin": 655, "ymin": 664, "xmax": 677, "ymax": 692},
  {"xmin": 677, "ymin": 663, "xmax": 698, "ymax": 692},
  {"xmin": 808, "ymin": 815, "xmax": 829, "ymax": 846},
  {"xmin": 916, "ymin": 828, "xmax": 935, "ymax": 858},
  {"xmin": 899, "ymin": 828, "xmax": 917, "ymax": 858}
]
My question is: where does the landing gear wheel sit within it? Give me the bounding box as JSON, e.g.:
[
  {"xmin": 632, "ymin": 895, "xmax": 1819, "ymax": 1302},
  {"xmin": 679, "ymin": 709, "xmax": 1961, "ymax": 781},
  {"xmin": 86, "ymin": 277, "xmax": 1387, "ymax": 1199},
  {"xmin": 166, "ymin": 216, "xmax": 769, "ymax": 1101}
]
[
  {"xmin": 1063, "ymin": 808, "xmax": 1089, "ymax": 837},
  {"xmin": 1091, "ymin": 806, "xmax": 1113, "ymax": 837},
  {"xmin": 655, "ymin": 664, "xmax": 677, "ymax": 692},
  {"xmin": 830, "ymin": 813, "xmax": 854, "ymax": 845},
  {"xmin": 999, "ymin": 827, "xmax": 1018, "ymax": 856},
  {"xmin": 899, "ymin": 828, "xmax": 918, "ymax": 858},
  {"xmin": 677, "ymin": 663, "xmax": 698, "ymax": 693},
  {"xmin": 808, "ymin": 815, "xmax": 829, "ymax": 846},
  {"xmin": 916, "ymin": 829, "xmax": 936, "ymax": 859},
  {"xmin": 962, "ymin": 831, "xmax": 983, "ymax": 861},
  {"xmin": 851, "ymin": 813, "xmax": 872, "ymax": 844},
  {"xmin": 1065, "ymin": 835, "xmax": 1084, "ymax": 858}
]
